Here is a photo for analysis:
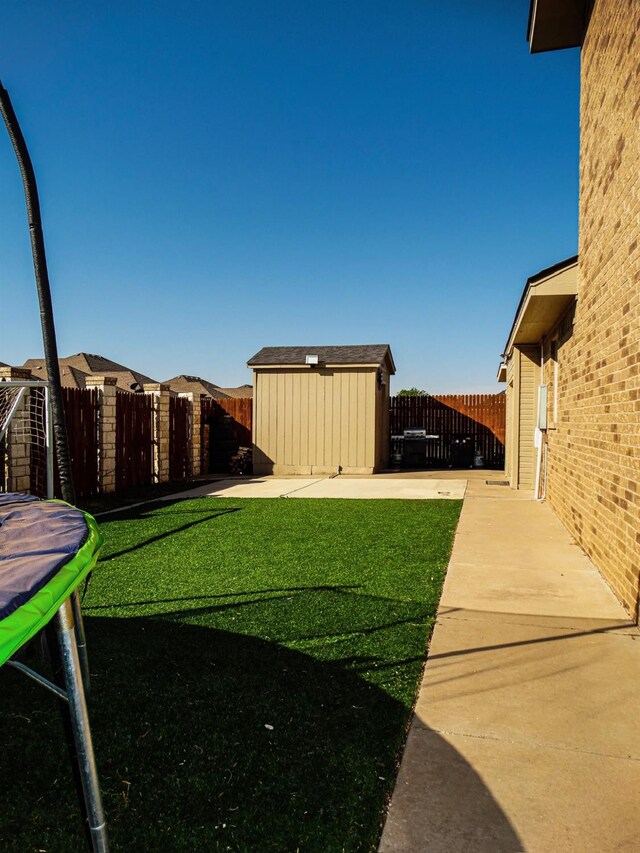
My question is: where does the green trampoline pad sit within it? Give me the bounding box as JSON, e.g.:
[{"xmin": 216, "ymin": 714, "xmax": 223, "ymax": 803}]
[{"xmin": 0, "ymin": 496, "xmax": 103, "ymax": 666}]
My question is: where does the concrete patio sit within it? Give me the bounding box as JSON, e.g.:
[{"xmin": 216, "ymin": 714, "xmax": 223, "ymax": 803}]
[
  {"xmin": 380, "ymin": 479, "xmax": 640, "ymax": 852},
  {"xmin": 164, "ymin": 474, "xmax": 468, "ymax": 500}
]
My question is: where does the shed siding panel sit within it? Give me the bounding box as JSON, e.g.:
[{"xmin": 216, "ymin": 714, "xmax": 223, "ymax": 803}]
[
  {"xmin": 315, "ymin": 371, "xmax": 324, "ymax": 468},
  {"xmin": 331, "ymin": 372, "xmax": 338, "ymax": 468},
  {"xmin": 365, "ymin": 371, "xmax": 373, "ymax": 465},
  {"xmin": 286, "ymin": 372, "xmax": 295, "ymax": 466},
  {"xmin": 340, "ymin": 371, "xmax": 350, "ymax": 468},
  {"xmin": 308, "ymin": 370, "xmax": 318, "ymax": 468},
  {"xmin": 276, "ymin": 372, "xmax": 284, "ymax": 465},
  {"xmin": 291, "ymin": 371, "xmax": 300, "ymax": 467},
  {"xmin": 265, "ymin": 372, "xmax": 273, "ymax": 466},
  {"xmin": 357, "ymin": 372, "xmax": 366, "ymax": 469},
  {"xmin": 324, "ymin": 371, "xmax": 333, "ymax": 467},
  {"xmin": 300, "ymin": 370, "xmax": 310, "ymax": 468},
  {"xmin": 348, "ymin": 372, "xmax": 357, "ymax": 468}
]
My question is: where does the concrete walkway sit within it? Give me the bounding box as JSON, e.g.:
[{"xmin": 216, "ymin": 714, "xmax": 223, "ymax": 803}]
[{"xmin": 380, "ymin": 481, "xmax": 640, "ymax": 852}]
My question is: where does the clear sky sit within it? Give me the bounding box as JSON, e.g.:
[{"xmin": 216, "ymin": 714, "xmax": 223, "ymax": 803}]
[{"xmin": 1, "ymin": 0, "xmax": 580, "ymax": 392}]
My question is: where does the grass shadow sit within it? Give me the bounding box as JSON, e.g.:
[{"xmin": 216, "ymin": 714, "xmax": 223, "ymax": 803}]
[
  {"xmin": 104, "ymin": 507, "xmax": 242, "ymax": 561},
  {"xmin": 0, "ymin": 615, "xmax": 522, "ymax": 852}
]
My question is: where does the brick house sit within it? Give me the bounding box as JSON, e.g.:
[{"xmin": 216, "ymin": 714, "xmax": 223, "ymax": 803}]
[
  {"xmin": 500, "ymin": 1, "xmax": 640, "ymax": 619},
  {"xmin": 163, "ymin": 376, "xmax": 253, "ymax": 399}
]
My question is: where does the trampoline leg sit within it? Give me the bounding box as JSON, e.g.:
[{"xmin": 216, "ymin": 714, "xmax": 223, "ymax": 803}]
[
  {"xmin": 56, "ymin": 599, "xmax": 109, "ymax": 853},
  {"xmin": 71, "ymin": 588, "xmax": 92, "ymax": 694}
]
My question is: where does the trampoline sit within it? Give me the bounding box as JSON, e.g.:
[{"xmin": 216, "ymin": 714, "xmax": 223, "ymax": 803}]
[
  {"xmin": 0, "ymin": 492, "xmax": 108, "ymax": 851},
  {"xmin": 1, "ymin": 81, "xmax": 110, "ymax": 851}
]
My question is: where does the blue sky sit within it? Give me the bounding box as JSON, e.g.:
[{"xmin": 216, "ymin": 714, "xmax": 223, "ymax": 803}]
[{"xmin": 0, "ymin": 0, "xmax": 580, "ymax": 392}]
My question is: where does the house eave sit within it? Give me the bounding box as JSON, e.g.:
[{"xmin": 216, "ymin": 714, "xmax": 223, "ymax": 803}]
[
  {"xmin": 504, "ymin": 257, "xmax": 578, "ymax": 356},
  {"xmin": 527, "ymin": 0, "xmax": 589, "ymax": 54}
]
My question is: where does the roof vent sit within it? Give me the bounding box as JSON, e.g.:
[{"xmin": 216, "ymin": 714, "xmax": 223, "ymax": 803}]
[{"xmin": 305, "ymin": 354, "xmax": 319, "ymax": 365}]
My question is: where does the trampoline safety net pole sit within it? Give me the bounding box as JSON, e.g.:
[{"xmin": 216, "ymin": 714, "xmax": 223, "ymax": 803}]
[
  {"xmin": 0, "ymin": 81, "xmax": 92, "ymax": 693},
  {"xmin": 0, "ymin": 81, "xmax": 75, "ymax": 505}
]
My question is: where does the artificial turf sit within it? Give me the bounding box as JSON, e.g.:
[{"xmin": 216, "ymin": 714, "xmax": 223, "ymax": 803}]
[{"xmin": 0, "ymin": 496, "xmax": 461, "ymax": 852}]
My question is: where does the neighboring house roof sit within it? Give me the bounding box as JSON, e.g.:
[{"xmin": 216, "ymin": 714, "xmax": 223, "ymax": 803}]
[
  {"xmin": 66, "ymin": 353, "xmax": 156, "ymax": 390},
  {"xmin": 23, "ymin": 360, "xmax": 89, "ymax": 389},
  {"xmin": 248, "ymin": 345, "xmax": 396, "ymax": 374},
  {"xmin": 217, "ymin": 384, "xmax": 253, "ymax": 398},
  {"xmin": 163, "ymin": 375, "xmax": 230, "ymax": 399},
  {"xmin": 24, "ymin": 353, "xmax": 157, "ymax": 392},
  {"xmin": 502, "ymin": 255, "xmax": 578, "ymax": 359},
  {"xmin": 527, "ymin": 0, "xmax": 591, "ymax": 53}
]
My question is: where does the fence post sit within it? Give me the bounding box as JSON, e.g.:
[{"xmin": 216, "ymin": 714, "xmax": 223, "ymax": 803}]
[
  {"xmin": 85, "ymin": 375, "xmax": 117, "ymax": 494},
  {"xmin": 143, "ymin": 383, "xmax": 171, "ymax": 483},
  {"xmin": 0, "ymin": 366, "xmax": 33, "ymax": 493},
  {"xmin": 200, "ymin": 399, "xmax": 212, "ymax": 475},
  {"xmin": 179, "ymin": 392, "xmax": 199, "ymax": 477}
]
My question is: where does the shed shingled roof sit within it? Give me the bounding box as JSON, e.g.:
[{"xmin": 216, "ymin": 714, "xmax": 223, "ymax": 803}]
[{"xmin": 248, "ymin": 345, "xmax": 395, "ymax": 372}]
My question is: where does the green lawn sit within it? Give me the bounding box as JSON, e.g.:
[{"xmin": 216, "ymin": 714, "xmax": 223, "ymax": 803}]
[{"xmin": 0, "ymin": 496, "xmax": 461, "ymax": 852}]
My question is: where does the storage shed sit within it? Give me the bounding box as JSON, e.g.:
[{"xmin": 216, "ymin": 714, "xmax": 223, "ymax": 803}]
[{"xmin": 248, "ymin": 345, "xmax": 396, "ymax": 475}]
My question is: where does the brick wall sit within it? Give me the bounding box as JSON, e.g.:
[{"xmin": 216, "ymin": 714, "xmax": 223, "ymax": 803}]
[{"xmin": 545, "ymin": 0, "xmax": 640, "ymax": 617}]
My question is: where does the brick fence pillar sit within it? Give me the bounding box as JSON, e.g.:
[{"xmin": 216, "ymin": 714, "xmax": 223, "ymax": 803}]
[
  {"xmin": 179, "ymin": 392, "xmax": 200, "ymax": 477},
  {"xmin": 85, "ymin": 375, "xmax": 117, "ymax": 493},
  {"xmin": 143, "ymin": 383, "xmax": 170, "ymax": 483},
  {"xmin": 0, "ymin": 366, "xmax": 34, "ymax": 493}
]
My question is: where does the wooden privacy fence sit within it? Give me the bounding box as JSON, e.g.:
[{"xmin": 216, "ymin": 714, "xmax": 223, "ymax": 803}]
[
  {"xmin": 2, "ymin": 374, "xmax": 213, "ymax": 497},
  {"xmin": 58, "ymin": 387, "xmax": 100, "ymax": 498},
  {"xmin": 390, "ymin": 394, "xmax": 506, "ymax": 467},
  {"xmin": 115, "ymin": 391, "xmax": 154, "ymax": 491},
  {"xmin": 200, "ymin": 397, "xmax": 253, "ymax": 473},
  {"xmin": 169, "ymin": 395, "xmax": 191, "ymax": 481},
  {"xmin": 216, "ymin": 397, "xmax": 253, "ymax": 446}
]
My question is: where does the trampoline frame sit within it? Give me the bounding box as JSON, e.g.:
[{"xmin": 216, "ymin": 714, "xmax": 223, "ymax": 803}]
[{"xmin": 1, "ymin": 496, "xmax": 108, "ymax": 851}]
